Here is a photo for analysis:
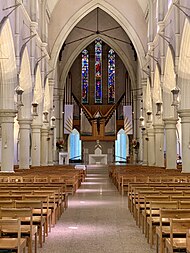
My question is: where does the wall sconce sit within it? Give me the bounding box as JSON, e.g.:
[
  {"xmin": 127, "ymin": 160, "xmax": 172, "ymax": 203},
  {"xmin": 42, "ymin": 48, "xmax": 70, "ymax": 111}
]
[
  {"xmin": 139, "ymin": 115, "xmax": 145, "ymax": 128},
  {"xmin": 146, "ymin": 110, "xmax": 152, "ymax": 122},
  {"xmin": 43, "ymin": 110, "xmax": 49, "ymax": 123},
  {"xmin": 156, "ymin": 101, "xmax": 162, "ymax": 116},
  {"xmin": 51, "ymin": 116, "xmax": 56, "ymax": 127},
  {"xmin": 171, "ymin": 87, "xmax": 180, "ymax": 106},
  {"xmin": 32, "ymin": 102, "xmax": 38, "ymax": 116},
  {"xmin": 15, "ymin": 86, "xmax": 24, "ymax": 107}
]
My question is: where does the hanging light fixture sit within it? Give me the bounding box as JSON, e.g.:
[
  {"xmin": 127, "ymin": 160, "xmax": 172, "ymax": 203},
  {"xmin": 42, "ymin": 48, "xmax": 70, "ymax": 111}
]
[
  {"xmin": 43, "ymin": 110, "xmax": 49, "ymax": 123},
  {"xmin": 32, "ymin": 101, "xmax": 38, "ymax": 116},
  {"xmin": 156, "ymin": 101, "xmax": 162, "ymax": 116},
  {"xmin": 139, "ymin": 115, "xmax": 145, "ymax": 128},
  {"xmin": 171, "ymin": 87, "xmax": 180, "ymax": 107},
  {"xmin": 51, "ymin": 116, "xmax": 56, "ymax": 127},
  {"xmin": 15, "ymin": 86, "xmax": 24, "ymax": 107}
]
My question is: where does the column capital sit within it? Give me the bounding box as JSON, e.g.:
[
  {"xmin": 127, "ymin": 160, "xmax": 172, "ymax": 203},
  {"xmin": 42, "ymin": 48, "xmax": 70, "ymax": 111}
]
[
  {"xmin": 0, "ymin": 109, "xmax": 17, "ymax": 123},
  {"xmin": 147, "ymin": 128, "xmax": 154, "ymax": 136},
  {"xmin": 163, "ymin": 118, "xmax": 178, "ymax": 129},
  {"xmin": 31, "ymin": 124, "xmax": 42, "ymax": 130},
  {"xmin": 153, "ymin": 124, "xmax": 164, "ymax": 133},
  {"xmin": 41, "ymin": 127, "xmax": 49, "ymax": 134},
  {"xmin": 178, "ymin": 109, "xmax": 190, "ymax": 123},
  {"xmin": 18, "ymin": 118, "xmax": 33, "ymax": 130}
]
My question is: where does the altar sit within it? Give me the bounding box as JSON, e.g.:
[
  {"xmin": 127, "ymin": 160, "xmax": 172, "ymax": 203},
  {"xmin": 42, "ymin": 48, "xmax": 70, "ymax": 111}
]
[
  {"xmin": 59, "ymin": 152, "xmax": 69, "ymax": 165},
  {"xmin": 89, "ymin": 154, "xmax": 107, "ymax": 164},
  {"xmin": 88, "ymin": 140, "xmax": 107, "ymax": 165}
]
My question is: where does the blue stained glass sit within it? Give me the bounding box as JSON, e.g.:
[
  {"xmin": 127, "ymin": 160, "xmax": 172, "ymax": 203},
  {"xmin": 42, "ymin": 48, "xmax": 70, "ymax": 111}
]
[
  {"xmin": 108, "ymin": 48, "xmax": 115, "ymax": 103},
  {"xmin": 95, "ymin": 39, "xmax": 102, "ymax": 103},
  {"xmin": 81, "ymin": 49, "xmax": 89, "ymax": 103}
]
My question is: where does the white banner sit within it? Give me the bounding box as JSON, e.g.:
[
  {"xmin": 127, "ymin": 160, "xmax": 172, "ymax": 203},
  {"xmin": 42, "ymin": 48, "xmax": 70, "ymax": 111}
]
[
  {"xmin": 123, "ymin": 106, "xmax": 133, "ymax": 135},
  {"xmin": 64, "ymin": 105, "xmax": 73, "ymax": 134}
]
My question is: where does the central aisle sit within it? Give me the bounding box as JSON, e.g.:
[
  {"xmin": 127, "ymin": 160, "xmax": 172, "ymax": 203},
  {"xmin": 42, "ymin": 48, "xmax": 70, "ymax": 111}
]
[{"xmin": 39, "ymin": 166, "xmax": 155, "ymax": 253}]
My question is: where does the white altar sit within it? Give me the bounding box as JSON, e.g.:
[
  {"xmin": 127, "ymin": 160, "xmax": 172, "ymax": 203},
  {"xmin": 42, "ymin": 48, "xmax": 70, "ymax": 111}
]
[
  {"xmin": 88, "ymin": 141, "xmax": 107, "ymax": 165},
  {"xmin": 59, "ymin": 152, "xmax": 69, "ymax": 165}
]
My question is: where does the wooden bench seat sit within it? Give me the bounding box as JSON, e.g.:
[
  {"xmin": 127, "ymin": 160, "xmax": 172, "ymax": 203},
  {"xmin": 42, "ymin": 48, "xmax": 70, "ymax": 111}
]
[
  {"xmin": 165, "ymin": 219, "xmax": 190, "ymax": 253},
  {"xmin": 0, "ymin": 208, "xmax": 37, "ymax": 253},
  {"xmin": 0, "ymin": 218, "xmax": 27, "ymax": 253}
]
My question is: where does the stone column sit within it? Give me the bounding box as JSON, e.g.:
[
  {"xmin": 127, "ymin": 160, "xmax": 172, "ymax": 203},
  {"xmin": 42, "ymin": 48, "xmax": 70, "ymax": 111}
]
[
  {"xmin": 154, "ymin": 124, "xmax": 164, "ymax": 167},
  {"xmin": 41, "ymin": 125, "xmax": 48, "ymax": 166},
  {"xmin": 147, "ymin": 128, "xmax": 155, "ymax": 166},
  {"xmin": 31, "ymin": 124, "xmax": 41, "ymax": 166},
  {"xmin": 164, "ymin": 118, "xmax": 178, "ymax": 169},
  {"xmin": 178, "ymin": 109, "xmax": 190, "ymax": 173},
  {"xmin": 18, "ymin": 119, "xmax": 32, "ymax": 169},
  {"xmin": 59, "ymin": 95, "xmax": 64, "ymax": 139},
  {"xmin": 48, "ymin": 128, "xmax": 54, "ymax": 165},
  {"xmin": 142, "ymin": 129, "xmax": 148, "ymax": 165},
  {"xmin": 0, "ymin": 110, "xmax": 17, "ymax": 172}
]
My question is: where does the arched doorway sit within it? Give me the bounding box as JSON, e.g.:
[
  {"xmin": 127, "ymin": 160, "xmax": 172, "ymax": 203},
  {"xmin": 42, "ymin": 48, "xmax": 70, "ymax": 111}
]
[
  {"xmin": 115, "ymin": 129, "xmax": 128, "ymax": 163},
  {"xmin": 69, "ymin": 129, "xmax": 82, "ymax": 162}
]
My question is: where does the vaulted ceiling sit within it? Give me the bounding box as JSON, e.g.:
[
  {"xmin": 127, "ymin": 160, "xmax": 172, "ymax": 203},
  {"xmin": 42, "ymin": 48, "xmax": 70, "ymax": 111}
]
[{"xmin": 46, "ymin": 0, "xmax": 149, "ymax": 16}]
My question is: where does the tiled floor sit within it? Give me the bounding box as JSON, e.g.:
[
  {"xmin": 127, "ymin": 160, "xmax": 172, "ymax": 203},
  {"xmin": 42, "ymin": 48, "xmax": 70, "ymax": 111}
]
[{"xmin": 39, "ymin": 165, "xmax": 155, "ymax": 253}]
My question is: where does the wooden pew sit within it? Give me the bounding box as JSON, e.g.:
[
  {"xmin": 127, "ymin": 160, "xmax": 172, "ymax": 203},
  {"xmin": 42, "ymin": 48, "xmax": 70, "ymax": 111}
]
[
  {"xmin": 15, "ymin": 200, "xmax": 46, "ymax": 248},
  {"xmin": 147, "ymin": 202, "xmax": 179, "ymax": 248},
  {"xmin": 156, "ymin": 209, "xmax": 190, "ymax": 253},
  {"xmin": 0, "ymin": 208, "xmax": 37, "ymax": 253},
  {"xmin": 0, "ymin": 218, "xmax": 27, "ymax": 253},
  {"xmin": 165, "ymin": 218, "xmax": 190, "ymax": 253}
]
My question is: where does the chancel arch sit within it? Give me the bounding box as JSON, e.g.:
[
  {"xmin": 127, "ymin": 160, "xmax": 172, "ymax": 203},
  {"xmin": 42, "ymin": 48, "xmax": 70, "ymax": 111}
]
[
  {"xmin": 49, "ymin": 0, "xmax": 147, "ymax": 77},
  {"xmin": 58, "ymin": 7, "xmax": 137, "ymax": 90}
]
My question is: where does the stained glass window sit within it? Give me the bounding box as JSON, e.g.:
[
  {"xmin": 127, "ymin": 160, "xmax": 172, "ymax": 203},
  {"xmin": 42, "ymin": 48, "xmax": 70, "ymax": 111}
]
[
  {"xmin": 108, "ymin": 48, "xmax": 115, "ymax": 103},
  {"xmin": 81, "ymin": 49, "xmax": 89, "ymax": 103},
  {"xmin": 95, "ymin": 39, "xmax": 102, "ymax": 103}
]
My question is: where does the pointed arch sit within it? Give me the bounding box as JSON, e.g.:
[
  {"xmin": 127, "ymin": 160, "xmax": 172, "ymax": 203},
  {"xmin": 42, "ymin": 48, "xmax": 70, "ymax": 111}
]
[
  {"xmin": 163, "ymin": 45, "xmax": 176, "ymax": 118},
  {"xmin": 115, "ymin": 128, "xmax": 128, "ymax": 163},
  {"xmin": 59, "ymin": 34, "xmax": 136, "ymax": 89},
  {"xmin": 145, "ymin": 78, "xmax": 152, "ymax": 113},
  {"xmin": 43, "ymin": 78, "xmax": 50, "ymax": 112},
  {"xmin": 69, "ymin": 128, "xmax": 82, "ymax": 161},
  {"xmin": 49, "ymin": 1, "xmax": 146, "ymax": 73},
  {"xmin": 178, "ymin": 17, "xmax": 190, "ymax": 109},
  {"xmin": 19, "ymin": 46, "xmax": 32, "ymax": 118},
  {"xmin": 33, "ymin": 64, "xmax": 43, "ymax": 124},
  {"xmin": 153, "ymin": 64, "xmax": 162, "ymax": 103},
  {"xmin": 0, "ymin": 18, "xmax": 17, "ymax": 109}
]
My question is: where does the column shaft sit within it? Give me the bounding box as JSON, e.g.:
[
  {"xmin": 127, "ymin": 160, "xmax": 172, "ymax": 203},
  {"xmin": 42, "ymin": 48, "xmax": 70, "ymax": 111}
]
[
  {"xmin": 147, "ymin": 128, "xmax": 155, "ymax": 166},
  {"xmin": 178, "ymin": 110, "xmax": 190, "ymax": 173},
  {"xmin": 142, "ymin": 130, "xmax": 148, "ymax": 165},
  {"xmin": 19, "ymin": 119, "xmax": 32, "ymax": 169},
  {"xmin": 154, "ymin": 124, "xmax": 164, "ymax": 167},
  {"xmin": 164, "ymin": 118, "xmax": 177, "ymax": 169},
  {"xmin": 48, "ymin": 129, "xmax": 54, "ymax": 165},
  {"xmin": 0, "ymin": 110, "xmax": 17, "ymax": 172},
  {"xmin": 31, "ymin": 124, "xmax": 41, "ymax": 166},
  {"xmin": 41, "ymin": 126, "xmax": 48, "ymax": 166}
]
